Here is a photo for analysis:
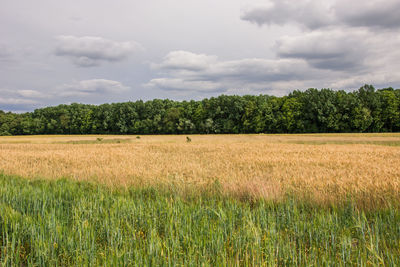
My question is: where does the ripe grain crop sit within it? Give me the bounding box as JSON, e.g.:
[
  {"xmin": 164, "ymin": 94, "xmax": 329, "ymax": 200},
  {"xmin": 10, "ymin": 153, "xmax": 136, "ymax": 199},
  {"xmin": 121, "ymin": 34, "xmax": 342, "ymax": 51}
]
[{"xmin": 0, "ymin": 134, "xmax": 399, "ymax": 208}]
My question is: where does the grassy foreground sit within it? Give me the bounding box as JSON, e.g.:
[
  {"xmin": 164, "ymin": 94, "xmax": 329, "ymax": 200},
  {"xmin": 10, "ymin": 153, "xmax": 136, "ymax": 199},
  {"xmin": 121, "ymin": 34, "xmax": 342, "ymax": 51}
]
[{"xmin": 1, "ymin": 174, "xmax": 399, "ymax": 266}]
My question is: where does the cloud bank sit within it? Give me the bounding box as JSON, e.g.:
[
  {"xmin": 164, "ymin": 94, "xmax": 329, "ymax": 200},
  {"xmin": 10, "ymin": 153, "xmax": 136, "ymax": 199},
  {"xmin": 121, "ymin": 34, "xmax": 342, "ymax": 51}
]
[
  {"xmin": 147, "ymin": 51, "xmax": 321, "ymax": 94},
  {"xmin": 147, "ymin": 0, "xmax": 400, "ymax": 95}
]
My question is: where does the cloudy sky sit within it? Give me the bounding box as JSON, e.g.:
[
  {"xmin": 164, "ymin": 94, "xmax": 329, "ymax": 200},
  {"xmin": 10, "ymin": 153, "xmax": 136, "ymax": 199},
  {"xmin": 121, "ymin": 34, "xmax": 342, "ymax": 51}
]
[{"xmin": 1, "ymin": 0, "xmax": 400, "ymax": 112}]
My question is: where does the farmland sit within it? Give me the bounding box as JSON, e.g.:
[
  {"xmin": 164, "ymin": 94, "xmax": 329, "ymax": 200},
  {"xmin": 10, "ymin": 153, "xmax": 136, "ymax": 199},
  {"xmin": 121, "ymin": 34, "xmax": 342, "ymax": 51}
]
[
  {"xmin": 1, "ymin": 134, "xmax": 400, "ymax": 265},
  {"xmin": 1, "ymin": 134, "xmax": 399, "ymax": 207}
]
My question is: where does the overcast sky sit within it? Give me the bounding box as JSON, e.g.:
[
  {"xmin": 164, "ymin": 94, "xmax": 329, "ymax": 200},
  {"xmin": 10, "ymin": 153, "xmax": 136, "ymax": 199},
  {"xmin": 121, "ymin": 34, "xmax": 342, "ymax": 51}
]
[{"xmin": 1, "ymin": 0, "xmax": 400, "ymax": 112}]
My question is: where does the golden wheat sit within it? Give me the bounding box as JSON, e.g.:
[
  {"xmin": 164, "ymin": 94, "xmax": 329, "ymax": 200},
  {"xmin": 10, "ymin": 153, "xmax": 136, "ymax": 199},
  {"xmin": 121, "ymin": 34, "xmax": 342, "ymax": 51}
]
[{"xmin": 1, "ymin": 134, "xmax": 399, "ymax": 207}]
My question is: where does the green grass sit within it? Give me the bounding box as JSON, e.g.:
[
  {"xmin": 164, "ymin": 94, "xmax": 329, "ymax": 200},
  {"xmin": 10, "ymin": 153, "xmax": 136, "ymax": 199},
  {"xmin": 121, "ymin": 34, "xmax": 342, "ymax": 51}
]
[{"xmin": 0, "ymin": 174, "xmax": 399, "ymax": 266}]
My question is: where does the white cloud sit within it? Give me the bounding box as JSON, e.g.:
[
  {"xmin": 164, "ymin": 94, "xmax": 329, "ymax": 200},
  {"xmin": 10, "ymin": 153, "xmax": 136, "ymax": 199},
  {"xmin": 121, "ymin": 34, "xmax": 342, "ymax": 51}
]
[
  {"xmin": 0, "ymin": 88, "xmax": 43, "ymax": 105},
  {"xmin": 55, "ymin": 35, "xmax": 142, "ymax": 67},
  {"xmin": 17, "ymin": 89, "xmax": 49, "ymax": 98},
  {"xmin": 57, "ymin": 79, "xmax": 130, "ymax": 97},
  {"xmin": 153, "ymin": 51, "xmax": 218, "ymax": 71},
  {"xmin": 0, "ymin": 97, "xmax": 38, "ymax": 105}
]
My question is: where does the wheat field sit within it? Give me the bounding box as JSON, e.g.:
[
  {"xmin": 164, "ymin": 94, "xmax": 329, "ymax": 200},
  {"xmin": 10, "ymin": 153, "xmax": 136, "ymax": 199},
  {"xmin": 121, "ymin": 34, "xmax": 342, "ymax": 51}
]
[{"xmin": 1, "ymin": 134, "xmax": 399, "ymax": 207}]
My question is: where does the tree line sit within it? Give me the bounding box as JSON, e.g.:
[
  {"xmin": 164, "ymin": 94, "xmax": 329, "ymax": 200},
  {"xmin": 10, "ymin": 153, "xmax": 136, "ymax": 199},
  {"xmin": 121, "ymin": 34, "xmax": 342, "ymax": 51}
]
[{"xmin": 1, "ymin": 85, "xmax": 399, "ymax": 135}]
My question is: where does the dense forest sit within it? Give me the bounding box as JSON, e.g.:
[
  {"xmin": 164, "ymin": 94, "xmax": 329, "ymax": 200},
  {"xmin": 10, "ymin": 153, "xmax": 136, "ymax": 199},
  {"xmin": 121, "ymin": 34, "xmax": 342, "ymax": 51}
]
[{"xmin": 1, "ymin": 85, "xmax": 399, "ymax": 135}]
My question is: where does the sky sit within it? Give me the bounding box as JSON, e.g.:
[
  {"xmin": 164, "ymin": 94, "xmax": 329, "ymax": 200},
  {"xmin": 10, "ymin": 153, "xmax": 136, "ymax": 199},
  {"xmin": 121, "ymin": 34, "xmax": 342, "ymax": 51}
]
[{"xmin": 1, "ymin": 0, "xmax": 400, "ymax": 112}]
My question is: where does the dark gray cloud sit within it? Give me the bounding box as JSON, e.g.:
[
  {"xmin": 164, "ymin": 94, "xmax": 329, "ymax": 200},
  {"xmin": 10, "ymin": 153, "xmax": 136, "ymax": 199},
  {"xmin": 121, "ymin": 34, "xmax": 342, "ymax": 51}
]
[
  {"xmin": 334, "ymin": 0, "xmax": 400, "ymax": 29},
  {"xmin": 241, "ymin": 0, "xmax": 334, "ymax": 29},
  {"xmin": 239, "ymin": 0, "xmax": 400, "ymax": 88},
  {"xmin": 55, "ymin": 36, "xmax": 141, "ymax": 67},
  {"xmin": 277, "ymin": 29, "xmax": 368, "ymax": 71},
  {"xmin": 57, "ymin": 79, "xmax": 130, "ymax": 97},
  {"xmin": 241, "ymin": 0, "xmax": 400, "ymax": 30}
]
